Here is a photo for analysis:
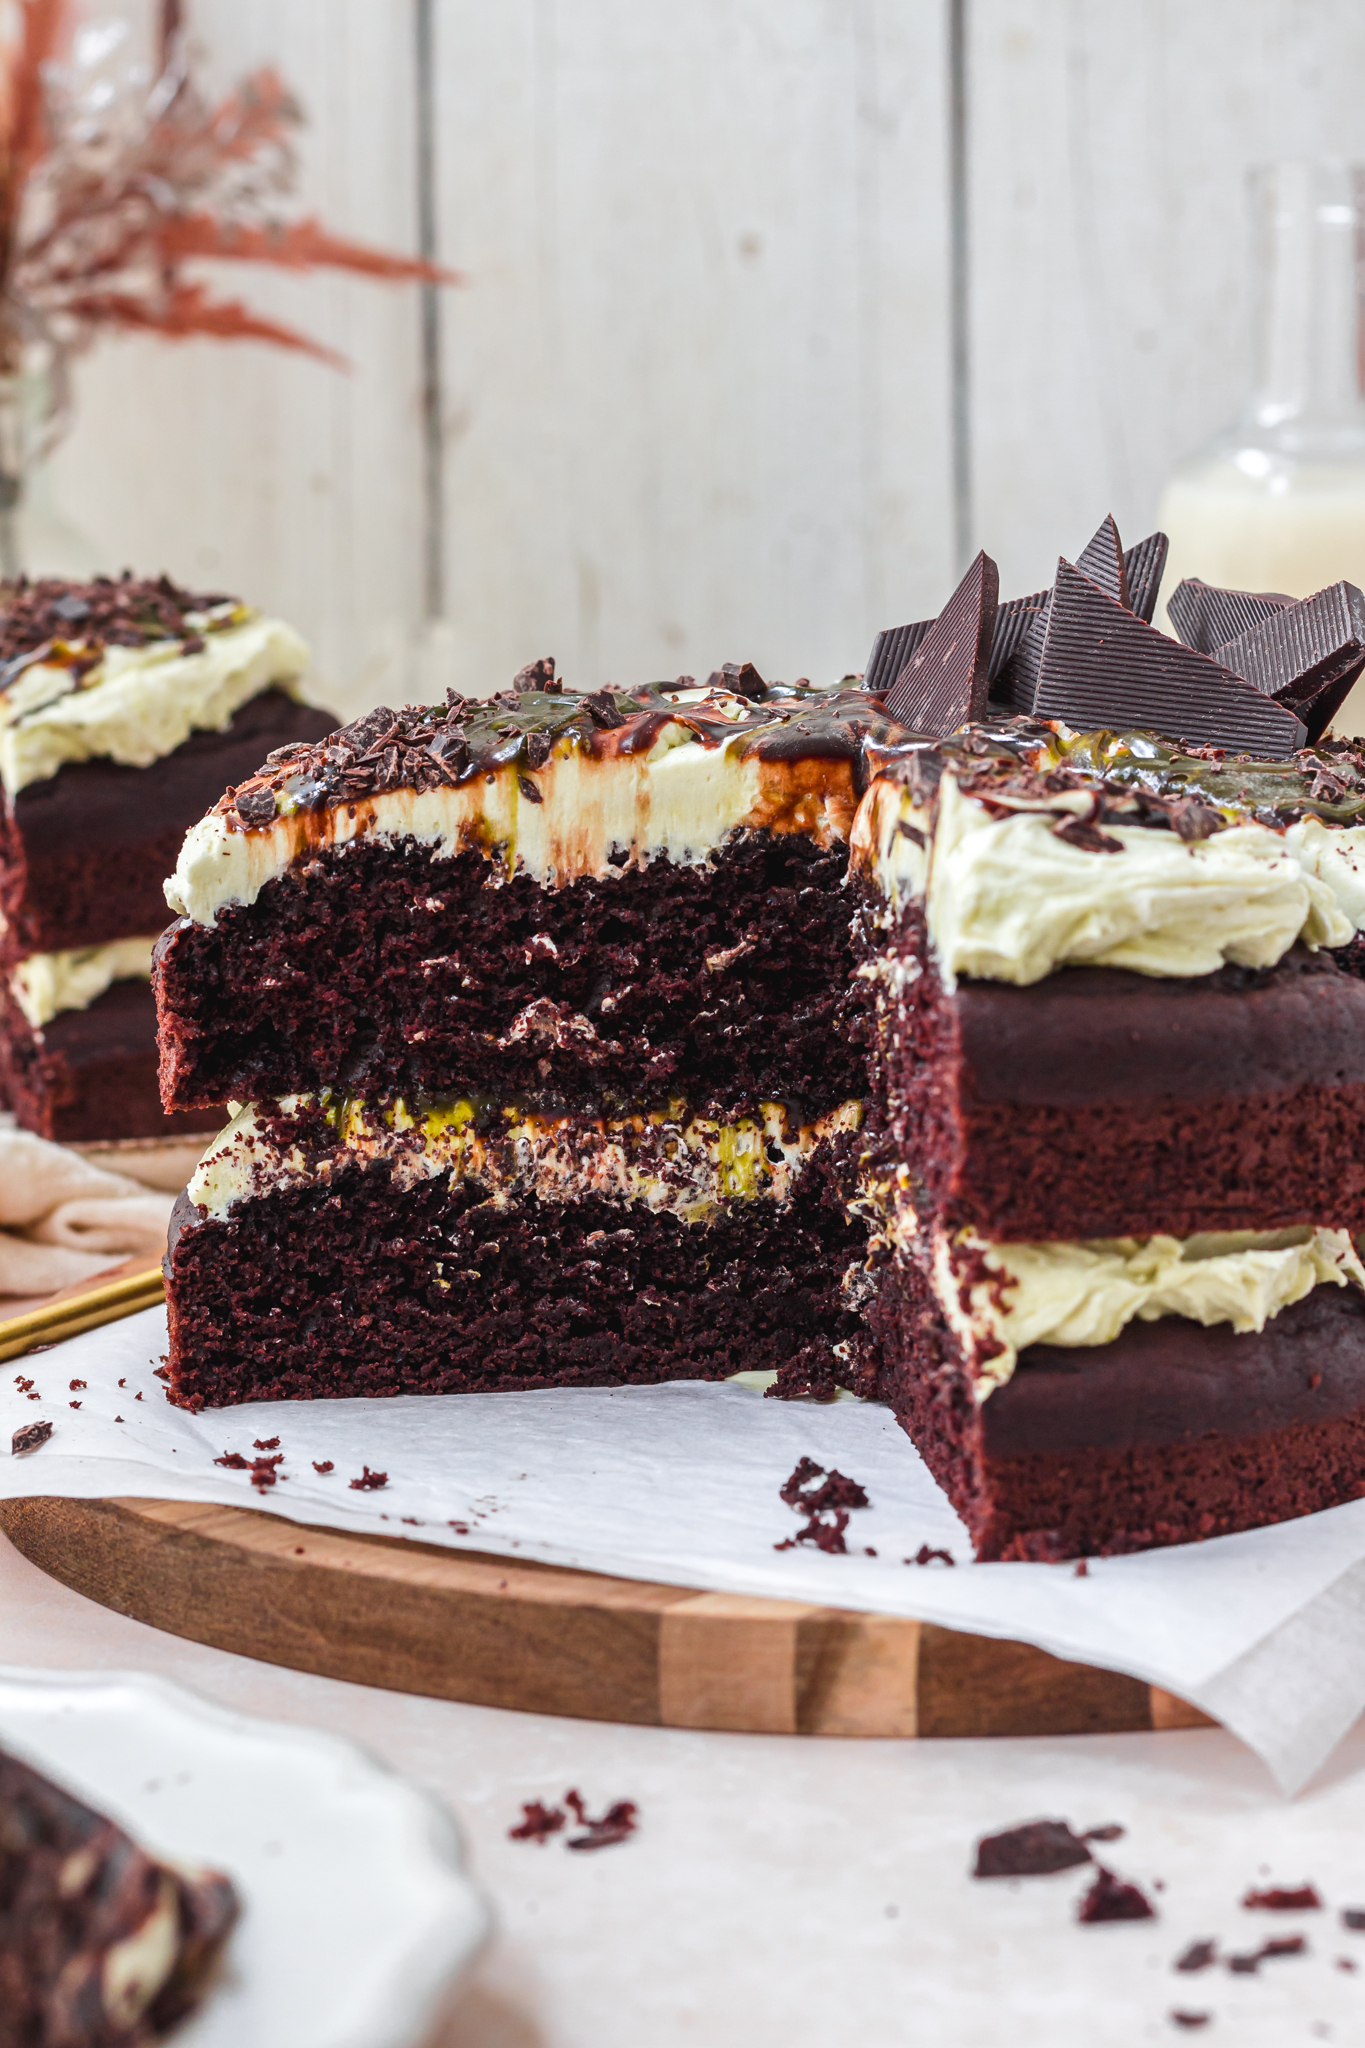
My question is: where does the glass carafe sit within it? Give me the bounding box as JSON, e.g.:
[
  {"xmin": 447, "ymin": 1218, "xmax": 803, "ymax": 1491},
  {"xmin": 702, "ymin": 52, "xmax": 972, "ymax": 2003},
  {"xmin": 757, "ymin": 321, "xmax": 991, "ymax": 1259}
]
[{"xmin": 1157, "ymin": 160, "xmax": 1365, "ymax": 731}]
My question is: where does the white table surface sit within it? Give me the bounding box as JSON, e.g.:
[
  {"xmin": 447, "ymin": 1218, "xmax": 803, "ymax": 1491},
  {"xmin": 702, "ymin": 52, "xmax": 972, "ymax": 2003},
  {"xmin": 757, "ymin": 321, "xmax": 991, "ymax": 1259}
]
[{"xmin": 4, "ymin": 1527, "xmax": 1364, "ymax": 2047}]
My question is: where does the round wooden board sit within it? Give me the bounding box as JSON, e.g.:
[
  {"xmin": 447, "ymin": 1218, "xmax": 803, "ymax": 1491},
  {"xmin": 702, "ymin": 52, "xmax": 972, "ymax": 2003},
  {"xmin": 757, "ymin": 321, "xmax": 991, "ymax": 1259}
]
[{"xmin": 0, "ymin": 1497, "xmax": 1214, "ymax": 1741}]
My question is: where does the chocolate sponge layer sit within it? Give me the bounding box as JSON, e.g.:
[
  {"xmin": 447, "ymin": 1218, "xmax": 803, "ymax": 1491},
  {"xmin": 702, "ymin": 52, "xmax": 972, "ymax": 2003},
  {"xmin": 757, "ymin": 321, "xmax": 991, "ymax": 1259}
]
[
  {"xmin": 155, "ymin": 829, "xmax": 866, "ymax": 1120},
  {"xmin": 163, "ymin": 1151, "xmax": 866, "ymax": 1410},
  {"xmin": 0, "ymin": 687, "xmax": 338, "ymax": 954},
  {"xmin": 869, "ymin": 905, "xmax": 1365, "ymax": 1239}
]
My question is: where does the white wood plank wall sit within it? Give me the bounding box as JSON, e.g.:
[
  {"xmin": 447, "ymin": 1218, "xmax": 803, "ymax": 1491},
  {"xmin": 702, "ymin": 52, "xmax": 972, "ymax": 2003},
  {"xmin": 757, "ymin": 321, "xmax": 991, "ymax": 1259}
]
[{"xmin": 36, "ymin": 0, "xmax": 1365, "ymax": 715}]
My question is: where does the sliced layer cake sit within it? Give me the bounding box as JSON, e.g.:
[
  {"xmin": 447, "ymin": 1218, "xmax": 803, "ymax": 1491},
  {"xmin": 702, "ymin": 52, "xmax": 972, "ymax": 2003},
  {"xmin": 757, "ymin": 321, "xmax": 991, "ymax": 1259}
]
[{"xmin": 0, "ymin": 574, "xmax": 337, "ymax": 1141}]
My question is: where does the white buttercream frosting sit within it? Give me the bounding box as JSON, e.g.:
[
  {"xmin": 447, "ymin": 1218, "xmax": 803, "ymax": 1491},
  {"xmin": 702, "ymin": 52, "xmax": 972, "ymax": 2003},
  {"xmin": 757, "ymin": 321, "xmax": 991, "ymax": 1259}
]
[
  {"xmin": 0, "ymin": 611, "xmax": 310, "ymax": 795},
  {"xmin": 9, "ymin": 934, "xmax": 158, "ymax": 1029},
  {"xmin": 931, "ymin": 1223, "xmax": 1365, "ymax": 1399},
  {"xmin": 165, "ymin": 712, "xmax": 860, "ymax": 928},
  {"xmin": 188, "ymin": 1093, "xmax": 864, "ymax": 1226},
  {"xmin": 853, "ymin": 767, "xmax": 1356, "ymax": 987}
]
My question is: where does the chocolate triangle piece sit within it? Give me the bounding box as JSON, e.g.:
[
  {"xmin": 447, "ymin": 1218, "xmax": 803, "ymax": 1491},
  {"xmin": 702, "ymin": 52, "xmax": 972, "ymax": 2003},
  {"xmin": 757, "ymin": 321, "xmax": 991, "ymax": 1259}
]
[
  {"xmin": 1215, "ymin": 580, "xmax": 1365, "ymax": 717},
  {"xmin": 1075, "ymin": 516, "xmax": 1132, "ymax": 610},
  {"xmin": 863, "ymin": 618, "xmax": 934, "ymax": 696},
  {"xmin": 1302, "ymin": 659, "xmax": 1365, "ymax": 745},
  {"xmin": 1034, "ymin": 558, "xmax": 1306, "ymax": 757},
  {"xmin": 1167, "ymin": 577, "xmax": 1294, "ymax": 654},
  {"xmin": 1122, "ymin": 531, "xmax": 1168, "ymax": 624},
  {"xmin": 989, "ymin": 602, "xmax": 1048, "ymax": 710},
  {"xmin": 885, "ymin": 551, "xmax": 1000, "ymax": 732}
]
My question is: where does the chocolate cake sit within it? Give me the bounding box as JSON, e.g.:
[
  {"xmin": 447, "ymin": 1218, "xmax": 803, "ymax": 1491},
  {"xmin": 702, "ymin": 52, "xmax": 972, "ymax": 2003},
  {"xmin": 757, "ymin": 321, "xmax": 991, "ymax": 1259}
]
[
  {"xmin": 0, "ymin": 574, "xmax": 337, "ymax": 1141},
  {"xmin": 157, "ymin": 669, "xmax": 905, "ymax": 1406},
  {"xmin": 850, "ymin": 536, "xmax": 1365, "ymax": 1558},
  {"xmin": 0, "ymin": 1740, "xmax": 237, "ymax": 2046},
  {"xmin": 159, "ymin": 523, "xmax": 1365, "ymax": 1565}
]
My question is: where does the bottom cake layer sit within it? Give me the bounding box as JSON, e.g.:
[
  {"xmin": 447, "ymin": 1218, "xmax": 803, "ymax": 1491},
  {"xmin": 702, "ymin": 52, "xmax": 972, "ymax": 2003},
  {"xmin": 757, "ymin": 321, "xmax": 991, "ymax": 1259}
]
[
  {"xmin": 164, "ymin": 1156, "xmax": 867, "ymax": 1410},
  {"xmin": 0, "ymin": 979, "xmax": 220, "ymax": 1143},
  {"xmin": 868, "ymin": 1256, "xmax": 1365, "ymax": 1560}
]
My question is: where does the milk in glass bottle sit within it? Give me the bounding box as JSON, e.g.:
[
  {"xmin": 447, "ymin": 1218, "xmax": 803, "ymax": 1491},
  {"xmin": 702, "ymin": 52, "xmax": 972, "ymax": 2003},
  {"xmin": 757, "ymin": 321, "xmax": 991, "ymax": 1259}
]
[{"xmin": 1158, "ymin": 161, "xmax": 1365, "ymax": 730}]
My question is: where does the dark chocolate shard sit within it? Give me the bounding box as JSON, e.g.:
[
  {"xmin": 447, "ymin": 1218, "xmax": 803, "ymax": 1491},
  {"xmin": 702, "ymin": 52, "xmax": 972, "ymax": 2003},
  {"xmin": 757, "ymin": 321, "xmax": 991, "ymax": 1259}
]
[
  {"xmin": 11, "ymin": 1420, "xmax": 52, "ymax": 1455},
  {"xmin": 973, "ymin": 1818, "xmax": 1092, "ymax": 1878},
  {"xmin": 1076, "ymin": 515, "xmax": 1132, "ymax": 610},
  {"xmin": 1167, "ymin": 577, "xmax": 1293, "ymax": 654},
  {"xmin": 987, "ymin": 591, "xmax": 1049, "ymax": 709},
  {"xmin": 1215, "ymin": 580, "xmax": 1365, "ymax": 742},
  {"xmin": 1122, "ymin": 531, "xmax": 1169, "ymax": 624},
  {"xmin": 1034, "ymin": 558, "xmax": 1306, "ymax": 758},
  {"xmin": 863, "ymin": 618, "xmax": 934, "ymax": 696},
  {"xmin": 885, "ymin": 551, "xmax": 999, "ymax": 732},
  {"xmin": 719, "ymin": 660, "xmax": 767, "ymax": 700}
]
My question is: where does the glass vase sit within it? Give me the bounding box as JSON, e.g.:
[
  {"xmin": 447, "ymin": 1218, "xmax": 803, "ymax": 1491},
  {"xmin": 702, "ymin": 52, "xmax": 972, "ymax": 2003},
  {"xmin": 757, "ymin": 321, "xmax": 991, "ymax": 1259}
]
[{"xmin": 1156, "ymin": 163, "xmax": 1365, "ymax": 727}]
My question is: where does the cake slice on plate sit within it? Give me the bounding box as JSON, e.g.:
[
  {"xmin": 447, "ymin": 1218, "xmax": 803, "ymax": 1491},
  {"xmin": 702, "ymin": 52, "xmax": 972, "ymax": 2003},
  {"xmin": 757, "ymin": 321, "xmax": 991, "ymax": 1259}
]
[{"xmin": 0, "ymin": 1741, "xmax": 237, "ymax": 2046}]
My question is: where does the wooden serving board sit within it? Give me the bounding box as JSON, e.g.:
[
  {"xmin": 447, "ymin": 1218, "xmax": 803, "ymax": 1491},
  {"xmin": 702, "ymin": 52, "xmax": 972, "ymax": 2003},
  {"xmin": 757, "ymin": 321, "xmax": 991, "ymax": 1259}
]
[{"xmin": 0, "ymin": 1496, "xmax": 1214, "ymax": 1741}]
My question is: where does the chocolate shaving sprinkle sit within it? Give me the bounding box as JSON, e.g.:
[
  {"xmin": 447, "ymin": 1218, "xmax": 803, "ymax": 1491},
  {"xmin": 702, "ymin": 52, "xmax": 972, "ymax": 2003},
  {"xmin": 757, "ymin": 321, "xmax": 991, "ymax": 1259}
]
[
  {"xmin": 973, "ymin": 1819, "xmax": 1092, "ymax": 1879},
  {"xmin": 517, "ymin": 773, "xmax": 544, "ymax": 804},
  {"xmin": 512, "ymin": 656, "xmax": 557, "ymax": 691},
  {"xmin": 0, "ymin": 571, "xmax": 232, "ymax": 676},
  {"xmin": 10, "ymin": 1420, "xmax": 52, "ymax": 1455}
]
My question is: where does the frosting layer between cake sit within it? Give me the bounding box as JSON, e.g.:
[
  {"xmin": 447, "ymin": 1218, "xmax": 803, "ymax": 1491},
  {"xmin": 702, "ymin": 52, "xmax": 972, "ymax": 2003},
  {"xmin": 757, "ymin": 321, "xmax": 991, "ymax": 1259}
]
[
  {"xmin": 9, "ymin": 934, "xmax": 157, "ymax": 1028},
  {"xmin": 927, "ymin": 1223, "xmax": 1365, "ymax": 1398},
  {"xmin": 189, "ymin": 1093, "xmax": 863, "ymax": 1226}
]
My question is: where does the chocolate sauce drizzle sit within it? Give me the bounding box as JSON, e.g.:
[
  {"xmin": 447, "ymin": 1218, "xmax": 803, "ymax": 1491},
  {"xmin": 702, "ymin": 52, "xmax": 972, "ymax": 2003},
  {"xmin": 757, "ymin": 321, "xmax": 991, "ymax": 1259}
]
[{"xmin": 226, "ymin": 668, "xmax": 916, "ymax": 831}]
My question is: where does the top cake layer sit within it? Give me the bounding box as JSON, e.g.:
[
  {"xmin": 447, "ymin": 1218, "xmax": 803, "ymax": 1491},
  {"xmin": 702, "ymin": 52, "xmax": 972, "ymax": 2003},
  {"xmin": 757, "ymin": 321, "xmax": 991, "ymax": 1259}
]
[
  {"xmin": 0, "ymin": 574, "xmax": 310, "ymax": 796},
  {"xmin": 851, "ymin": 721, "xmax": 1365, "ymax": 986},
  {"xmin": 166, "ymin": 669, "xmax": 905, "ymax": 927}
]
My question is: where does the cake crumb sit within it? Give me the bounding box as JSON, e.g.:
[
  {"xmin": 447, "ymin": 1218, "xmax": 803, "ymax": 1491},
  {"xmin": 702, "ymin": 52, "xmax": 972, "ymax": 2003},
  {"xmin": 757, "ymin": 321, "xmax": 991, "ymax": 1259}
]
[
  {"xmin": 349, "ymin": 1466, "xmax": 388, "ymax": 1491},
  {"xmin": 1174, "ymin": 1940, "xmax": 1217, "ymax": 1973},
  {"xmin": 1242, "ymin": 1884, "xmax": 1321, "ymax": 1911},
  {"xmin": 68, "ymin": 1400, "xmax": 80, "ymax": 1410},
  {"xmin": 509, "ymin": 1800, "xmax": 566, "ymax": 1844},
  {"xmin": 774, "ymin": 1457, "xmax": 869, "ymax": 1554},
  {"xmin": 1169, "ymin": 2017, "xmax": 1210, "ymax": 2033},
  {"xmin": 1084, "ymin": 1824, "xmax": 1125, "ymax": 1844},
  {"xmin": 312, "ymin": 1460, "xmax": 334, "ymax": 1474},
  {"xmin": 1077, "ymin": 1867, "xmax": 1156, "ymax": 1923},
  {"xmin": 1340, "ymin": 1908, "xmax": 1365, "ymax": 1930},
  {"xmin": 907, "ymin": 1545, "xmax": 955, "ymax": 1567},
  {"xmin": 11, "ymin": 1420, "xmax": 52, "ymax": 1455},
  {"xmin": 564, "ymin": 1788, "xmax": 638, "ymax": 1851},
  {"xmin": 1336, "ymin": 1957, "xmax": 1357, "ymax": 1971},
  {"xmin": 1074, "ymin": 1559, "xmax": 1089, "ymax": 1577},
  {"xmin": 974, "ymin": 1820, "xmax": 1091, "ymax": 1879},
  {"xmin": 253, "ymin": 1436, "xmax": 280, "ymax": 1451},
  {"xmin": 68, "ymin": 1379, "xmax": 85, "ymax": 1391}
]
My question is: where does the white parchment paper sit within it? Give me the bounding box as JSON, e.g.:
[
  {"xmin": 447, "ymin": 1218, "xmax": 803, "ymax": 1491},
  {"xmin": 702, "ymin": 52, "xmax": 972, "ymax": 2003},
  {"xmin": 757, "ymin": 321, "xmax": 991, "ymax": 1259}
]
[{"xmin": 5, "ymin": 1305, "xmax": 1365, "ymax": 1795}]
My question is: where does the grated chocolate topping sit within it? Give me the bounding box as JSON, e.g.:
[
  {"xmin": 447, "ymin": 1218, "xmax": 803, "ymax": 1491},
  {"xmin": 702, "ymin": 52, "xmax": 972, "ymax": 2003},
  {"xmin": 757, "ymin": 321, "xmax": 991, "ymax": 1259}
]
[
  {"xmin": 221, "ymin": 664, "xmax": 916, "ymax": 831},
  {"xmin": 0, "ymin": 572, "xmax": 239, "ymax": 696}
]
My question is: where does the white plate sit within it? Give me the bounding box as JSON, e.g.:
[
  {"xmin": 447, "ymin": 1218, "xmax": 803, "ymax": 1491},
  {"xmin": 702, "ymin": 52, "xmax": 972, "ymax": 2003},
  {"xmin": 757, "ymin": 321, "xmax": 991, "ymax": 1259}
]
[{"xmin": 0, "ymin": 1665, "xmax": 490, "ymax": 2048}]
